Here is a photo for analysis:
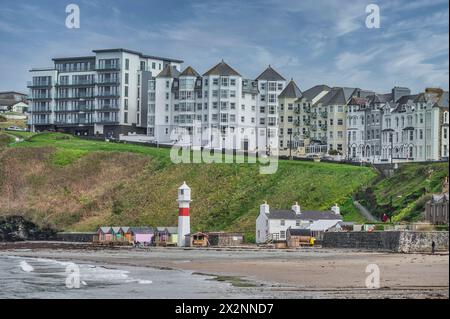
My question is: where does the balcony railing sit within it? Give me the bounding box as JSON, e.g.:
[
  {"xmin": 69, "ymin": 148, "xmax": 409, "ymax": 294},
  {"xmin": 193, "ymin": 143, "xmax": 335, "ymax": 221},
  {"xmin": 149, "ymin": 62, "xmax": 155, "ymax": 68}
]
[
  {"xmin": 31, "ymin": 107, "xmax": 52, "ymax": 113},
  {"xmin": 97, "ymin": 92, "xmax": 120, "ymax": 98},
  {"xmin": 27, "ymin": 81, "xmax": 51, "ymax": 87},
  {"xmin": 57, "ymin": 80, "xmax": 96, "ymax": 86},
  {"xmin": 96, "ymin": 105, "xmax": 120, "ymax": 111},
  {"xmin": 96, "ymin": 65, "xmax": 120, "ymax": 71},
  {"xmin": 95, "ymin": 119, "xmax": 119, "ymax": 124},
  {"xmin": 30, "ymin": 94, "xmax": 52, "ymax": 100},
  {"xmin": 319, "ymin": 124, "xmax": 327, "ymax": 131},
  {"xmin": 320, "ymin": 111, "xmax": 328, "ymax": 118}
]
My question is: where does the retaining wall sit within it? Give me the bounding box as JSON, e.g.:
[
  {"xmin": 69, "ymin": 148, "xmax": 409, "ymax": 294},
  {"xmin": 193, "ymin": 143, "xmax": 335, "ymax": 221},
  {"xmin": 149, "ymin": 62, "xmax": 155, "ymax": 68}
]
[
  {"xmin": 322, "ymin": 231, "xmax": 449, "ymax": 253},
  {"xmin": 56, "ymin": 232, "xmax": 96, "ymax": 242}
]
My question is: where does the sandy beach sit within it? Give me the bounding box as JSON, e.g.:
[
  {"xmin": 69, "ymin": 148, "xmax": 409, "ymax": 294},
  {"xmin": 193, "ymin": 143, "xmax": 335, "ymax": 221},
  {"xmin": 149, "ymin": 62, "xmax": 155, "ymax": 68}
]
[{"xmin": 1, "ymin": 242, "xmax": 448, "ymax": 299}]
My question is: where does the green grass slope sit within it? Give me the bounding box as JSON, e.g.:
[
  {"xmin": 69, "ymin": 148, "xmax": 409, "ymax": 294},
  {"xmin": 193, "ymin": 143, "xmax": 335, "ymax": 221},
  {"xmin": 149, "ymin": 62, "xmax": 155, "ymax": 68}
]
[
  {"xmin": 358, "ymin": 162, "xmax": 449, "ymax": 222},
  {"xmin": 0, "ymin": 133, "xmax": 377, "ymax": 240}
]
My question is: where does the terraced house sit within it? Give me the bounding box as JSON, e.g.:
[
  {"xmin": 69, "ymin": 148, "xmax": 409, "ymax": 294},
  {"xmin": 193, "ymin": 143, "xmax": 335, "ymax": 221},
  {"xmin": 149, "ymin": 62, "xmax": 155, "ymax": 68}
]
[{"xmin": 28, "ymin": 48, "xmax": 182, "ymax": 138}]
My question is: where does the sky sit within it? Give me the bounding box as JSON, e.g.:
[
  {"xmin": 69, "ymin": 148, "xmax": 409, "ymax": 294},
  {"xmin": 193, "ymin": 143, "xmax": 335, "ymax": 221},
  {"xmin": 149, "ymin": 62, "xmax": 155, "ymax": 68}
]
[{"xmin": 0, "ymin": 0, "xmax": 448, "ymax": 94}]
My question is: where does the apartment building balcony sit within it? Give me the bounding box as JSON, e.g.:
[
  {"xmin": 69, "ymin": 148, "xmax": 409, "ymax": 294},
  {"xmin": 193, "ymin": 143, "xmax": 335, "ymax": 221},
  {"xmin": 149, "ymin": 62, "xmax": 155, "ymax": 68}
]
[
  {"xmin": 30, "ymin": 94, "xmax": 52, "ymax": 100},
  {"xmin": 96, "ymin": 93, "xmax": 120, "ymax": 98},
  {"xmin": 310, "ymin": 125, "xmax": 318, "ymax": 131},
  {"xmin": 31, "ymin": 107, "xmax": 52, "ymax": 113},
  {"xmin": 56, "ymin": 94, "xmax": 95, "ymax": 100},
  {"xmin": 56, "ymin": 80, "xmax": 96, "ymax": 87},
  {"xmin": 27, "ymin": 81, "xmax": 52, "ymax": 88},
  {"xmin": 294, "ymin": 120, "xmax": 301, "ymax": 126},
  {"xmin": 96, "ymin": 80, "xmax": 120, "ymax": 85},
  {"xmin": 95, "ymin": 65, "xmax": 121, "ymax": 72},
  {"xmin": 96, "ymin": 105, "xmax": 120, "ymax": 111},
  {"xmin": 32, "ymin": 120, "xmax": 53, "ymax": 125},
  {"xmin": 294, "ymin": 107, "xmax": 301, "ymax": 114},
  {"xmin": 54, "ymin": 119, "xmax": 95, "ymax": 126},
  {"xmin": 311, "ymin": 113, "xmax": 317, "ymax": 119},
  {"xmin": 95, "ymin": 118, "xmax": 119, "ymax": 124},
  {"xmin": 304, "ymin": 119, "xmax": 311, "ymax": 126},
  {"xmin": 320, "ymin": 111, "xmax": 328, "ymax": 118},
  {"xmin": 319, "ymin": 124, "xmax": 327, "ymax": 131}
]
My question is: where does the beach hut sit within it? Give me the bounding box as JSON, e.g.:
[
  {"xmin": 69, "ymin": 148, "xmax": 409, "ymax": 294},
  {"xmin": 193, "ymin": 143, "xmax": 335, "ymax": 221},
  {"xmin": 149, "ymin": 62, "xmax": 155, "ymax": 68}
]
[
  {"xmin": 112, "ymin": 227, "xmax": 125, "ymax": 241},
  {"xmin": 97, "ymin": 227, "xmax": 113, "ymax": 242},
  {"xmin": 186, "ymin": 232, "xmax": 210, "ymax": 247},
  {"xmin": 128, "ymin": 227, "xmax": 154, "ymax": 245},
  {"xmin": 155, "ymin": 227, "xmax": 178, "ymax": 246},
  {"xmin": 166, "ymin": 227, "xmax": 178, "ymax": 246}
]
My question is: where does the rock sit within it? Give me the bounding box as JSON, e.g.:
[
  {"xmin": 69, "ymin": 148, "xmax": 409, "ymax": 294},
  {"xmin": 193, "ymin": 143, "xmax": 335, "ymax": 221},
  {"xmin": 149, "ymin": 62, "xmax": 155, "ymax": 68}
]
[{"xmin": 0, "ymin": 216, "xmax": 57, "ymax": 242}]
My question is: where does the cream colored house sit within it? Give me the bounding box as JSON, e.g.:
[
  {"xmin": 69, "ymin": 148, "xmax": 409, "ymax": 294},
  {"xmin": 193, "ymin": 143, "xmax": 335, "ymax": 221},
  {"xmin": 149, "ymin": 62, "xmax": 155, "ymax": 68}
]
[{"xmin": 278, "ymin": 80, "xmax": 303, "ymax": 153}]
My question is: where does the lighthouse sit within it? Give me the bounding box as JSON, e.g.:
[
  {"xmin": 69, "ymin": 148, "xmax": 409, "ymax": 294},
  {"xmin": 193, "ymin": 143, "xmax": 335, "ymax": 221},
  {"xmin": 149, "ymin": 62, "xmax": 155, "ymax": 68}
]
[{"xmin": 177, "ymin": 181, "xmax": 191, "ymax": 247}]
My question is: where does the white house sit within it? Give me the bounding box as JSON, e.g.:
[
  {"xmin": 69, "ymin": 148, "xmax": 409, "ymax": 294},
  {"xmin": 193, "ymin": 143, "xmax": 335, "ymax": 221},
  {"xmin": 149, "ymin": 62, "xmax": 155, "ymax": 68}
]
[{"xmin": 255, "ymin": 201, "xmax": 343, "ymax": 244}]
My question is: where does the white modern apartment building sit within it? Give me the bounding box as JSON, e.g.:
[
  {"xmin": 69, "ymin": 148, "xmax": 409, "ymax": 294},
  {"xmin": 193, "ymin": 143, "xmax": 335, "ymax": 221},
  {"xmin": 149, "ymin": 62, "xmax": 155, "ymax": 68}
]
[
  {"xmin": 28, "ymin": 48, "xmax": 182, "ymax": 138},
  {"xmin": 149, "ymin": 61, "xmax": 286, "ymax": 151}
]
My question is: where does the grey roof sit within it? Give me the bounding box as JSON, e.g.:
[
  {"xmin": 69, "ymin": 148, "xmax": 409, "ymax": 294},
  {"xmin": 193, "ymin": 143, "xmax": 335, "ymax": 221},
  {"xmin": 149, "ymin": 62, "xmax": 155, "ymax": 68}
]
[
  {"xmin": 301, "ymin": 85, "xmax": 330, "ymax": 101},
  {"xmin": 436, "ymin": 91, "xmax": 449, "ymax": 108},
  {"xmin": 287, "ymin": 228, "xmax": 311, "ymax": 236},
  {"xmin": 396, "ymin": 94, "xmax": 418, "ymax": 105},
  {"xmin": 279, "ymin": 80, "xmax": 302, "ymax": 99},
  {"xmin": 129, "ymin": 227, "xmax": 154, "ymax": 234},
  {"xmin": 242, "ymin": 79, "xmax": 259, "ymax": 94},
  {"xmin": 342, "ymin": 87, "xmax": 357, "ymax": 101},
  {"xmin": 157, "ymin": 64, "xmax": 180, "ymax": 78},
  {"xmin": 92, "ymin": 48, "xmax": 183, "ymax": 63},
  {"xmin": 180, "ymin": 66, "xmax": 200, "ymax": 77},
  {"xmin": 318, "ymin": 87, "xmax": 354, "ymax": 106},
  {"xmin": 414, "ymin": 93, "xmax": 427, "ymax": 103},
  {"xmin": 267, "ymin": 209, "xmax": 342, "ymax": 221},
  {"xmin": 165, "ymin": 227, "xmax": 178, "ymax": 234},
  {"xmin": 0, "ymin": 99, "xmax": 21, "ymax": 107},
  {"xmin": 52, "ymin": 56, "xmax": 95, "ymax": 62},
  {"xmin": 203, "ymin": 60, "xmax": 241, "ymax": 76},
  {"xmin": 256, "ymin": 66, "xmax": 286, "ymax": 81},
  {"xmin": 99, "ymin": 227, "xmax": 112, "ymax": 233}
]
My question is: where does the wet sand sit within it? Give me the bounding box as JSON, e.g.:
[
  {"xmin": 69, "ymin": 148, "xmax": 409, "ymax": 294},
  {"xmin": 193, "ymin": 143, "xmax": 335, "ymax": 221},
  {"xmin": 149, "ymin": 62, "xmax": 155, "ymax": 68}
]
[{"xmin": 1, "ymin": 242, "xmax": 448, "ymax": 299}]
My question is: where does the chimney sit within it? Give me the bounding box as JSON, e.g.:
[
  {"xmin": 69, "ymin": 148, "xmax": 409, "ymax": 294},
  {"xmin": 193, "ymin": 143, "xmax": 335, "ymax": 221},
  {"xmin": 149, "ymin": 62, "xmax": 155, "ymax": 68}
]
[
  {"xmin": 292, "ymin": 202, "xmax": 301, "ymax": 215},
  {"xmin": 260, "ymin": 201, "xmax": 270, "ymax": 215},
  {"xmin": 331, "ymin": 204, "xmax": 340, "ymax": 215}
]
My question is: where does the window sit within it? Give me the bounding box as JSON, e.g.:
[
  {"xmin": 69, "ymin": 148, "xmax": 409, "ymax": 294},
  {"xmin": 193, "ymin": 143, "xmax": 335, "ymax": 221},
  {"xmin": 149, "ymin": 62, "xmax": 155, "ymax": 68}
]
[
  {"xmin": 124, "ymin": 99, "xmax": 128, "ymax": 110},
  {"xmin": 125, "ymin": 59, "xmax": 129, "ymax": 70},
  {"xmin": 125, "ymin": 73, "xmax": 129, "ymax": 85},
  {"xmin": 337, "ymin": 119, "xmax": 343, "ymax": 125},
  {"xmin": 280, "ymin": 220, "xmax": 285, "ymax": 226},
  {"xmin": 230, "ymin": 78, "xmax": 236, "ymax": 86},
  {"xmin": 124, "ymin": 112, "xmax": 128, "ymax": 123},
  {"xmin": 260, "ymin": 106, "xmax": 265, "ymax": 113},
  {"xmin": 213, "ymin": 78, "xmax": 219, "ymax": 85},
  {"xmin": 124, "ymin": 86, "xmax": 128, "ymax": 97},
  {"xmin": 280, "ymin": 231, "xmax": 286, "ymax": 239}
]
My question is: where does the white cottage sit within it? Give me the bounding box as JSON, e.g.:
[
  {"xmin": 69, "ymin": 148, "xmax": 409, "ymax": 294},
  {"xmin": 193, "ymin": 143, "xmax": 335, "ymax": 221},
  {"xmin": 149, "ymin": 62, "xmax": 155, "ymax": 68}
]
[{"xmin": 255, "ymin": 201, "xmax": 343, "ymax": 244}]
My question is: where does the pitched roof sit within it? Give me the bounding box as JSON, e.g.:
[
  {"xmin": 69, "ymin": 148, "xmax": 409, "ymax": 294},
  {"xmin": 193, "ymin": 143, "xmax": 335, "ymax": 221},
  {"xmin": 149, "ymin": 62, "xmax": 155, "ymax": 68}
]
[
  {"xmin": 266, "ymin": 209, "xmax": 342, "ymax": 221},
  {"xmin": 0, "ymin": 99, "xmax": 21, "ymax": 107},
  {"xmin": 301, "ymin": 85, "xmax": 331, "ymax": 101},
  {"xmin": 157, "ymin": 64, "xmax": 180, "ymax": 78},
  {"xmin": 255, "ymin": 66, "xmax": 286, "ymax": 81},
  {"xmin": 203, "ymin": 60, "xmax": 241, "ymax": 76},
  {"xmin": 129, "ymin": 227, "xmax": 154, "ymax": 234},
  {"xmin": 279, "ymin": 80, "xmax": 302, "ymax": 99},
  {"xmin": 324, "ymin": 88, "xmax": 347, "ymax": 105},
  {"xmin": 307, "ymin": 220, "xmax": 342, "ymax": 231},
  {"xmin": 165, "ymin": 227, "xmax": 178, "ymax": 234},
  {"xmin": 180, "ymin": 66, "xmax": 200, "ymax": 77},
  {"xmin": 396, "ymin": 94, "xmax": 418, "ymax": 105}
]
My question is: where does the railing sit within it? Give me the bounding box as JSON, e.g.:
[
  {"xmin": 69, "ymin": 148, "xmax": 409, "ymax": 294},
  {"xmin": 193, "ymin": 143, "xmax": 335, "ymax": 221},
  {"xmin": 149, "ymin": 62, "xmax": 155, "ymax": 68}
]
[
  {"xmin": 31, "ymin": 107, "xmax": 52, "ymax": 113},
  {"xmin": 57, "ymin": 80, "xmax": 96, "ymax": 86},
  {"xmin": 96, "ymin": 65, "xmax": 120, "ymax": 71},
  {"xmin": 30, "ymin": 94, "xmax": 52, "ymax": 99},
  {"xmin": 294, "ymin": 120, "xmax": 301, "ymax": 126},
  {"xmin": 27, "ymin": 81, "xmax": 51, "ymax": 87},
  {"xmin": 294, "ymin": 107, "xmax": 301, "ymax": 114},
  {"xmin": 96, "ymin": 105, "xmax": 120, "ymax": 111},
  {"xmin": 97, "ymin": 92, "xmax": 119, "ymax": 98},
  {"xmin": 320, "ymin": 124, "xmax": 327, "ymax": 131},
  {"xmin": 320, "ymin": 111, "xmax": 328, "ymax": 118}
]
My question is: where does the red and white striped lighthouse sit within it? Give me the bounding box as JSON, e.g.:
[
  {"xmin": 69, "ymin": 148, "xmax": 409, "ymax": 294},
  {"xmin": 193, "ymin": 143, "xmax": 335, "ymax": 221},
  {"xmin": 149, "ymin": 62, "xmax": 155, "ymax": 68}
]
[{"xmin": 177, "ymin": 181, "xmax": 191, "ymax": 247}]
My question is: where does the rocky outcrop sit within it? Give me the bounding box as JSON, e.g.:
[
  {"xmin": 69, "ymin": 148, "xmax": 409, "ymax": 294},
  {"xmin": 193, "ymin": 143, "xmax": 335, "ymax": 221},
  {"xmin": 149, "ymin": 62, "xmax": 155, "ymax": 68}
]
[{"xmin": 0, "ymin": 216, "xmax": 56, "ymax": 242}]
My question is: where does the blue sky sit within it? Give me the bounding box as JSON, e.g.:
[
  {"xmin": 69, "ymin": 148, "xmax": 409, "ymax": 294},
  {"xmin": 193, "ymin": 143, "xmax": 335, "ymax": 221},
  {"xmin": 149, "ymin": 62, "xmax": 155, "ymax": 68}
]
[{"xmin": 0, "ymin": 0, "xmax": 448, "ymax": 93}]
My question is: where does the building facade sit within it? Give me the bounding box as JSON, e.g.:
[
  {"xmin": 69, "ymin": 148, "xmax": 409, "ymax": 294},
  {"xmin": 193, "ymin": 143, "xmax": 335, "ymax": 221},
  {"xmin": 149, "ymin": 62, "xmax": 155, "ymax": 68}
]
[{"xmin": 28, "ymin": 48, "xmax": 182, "ymax": 138}]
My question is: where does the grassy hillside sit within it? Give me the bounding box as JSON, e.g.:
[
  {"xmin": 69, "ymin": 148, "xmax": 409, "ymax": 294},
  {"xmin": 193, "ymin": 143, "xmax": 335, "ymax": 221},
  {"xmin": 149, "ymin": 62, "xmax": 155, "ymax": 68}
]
[
  {"xmin": 357, "ymin": 162, "xmax": 449, "ymax": 222},
  {"xmin": 0, "ymin": 133, "xmax": 377, "ymax": 240}
]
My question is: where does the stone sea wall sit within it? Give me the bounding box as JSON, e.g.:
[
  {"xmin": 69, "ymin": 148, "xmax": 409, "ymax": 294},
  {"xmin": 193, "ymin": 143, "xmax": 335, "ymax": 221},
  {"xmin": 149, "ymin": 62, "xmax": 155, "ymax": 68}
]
[{"xmin": 323, "ymin": 231, "xmax": 449, "ymax": 253}]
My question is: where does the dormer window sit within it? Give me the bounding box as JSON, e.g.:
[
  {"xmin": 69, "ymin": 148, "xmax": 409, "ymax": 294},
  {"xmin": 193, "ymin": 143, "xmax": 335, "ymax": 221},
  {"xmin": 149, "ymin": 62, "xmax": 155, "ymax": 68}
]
[{"xmin": 280, "ymin": 220, "xmax": 285, "ymax": 226}]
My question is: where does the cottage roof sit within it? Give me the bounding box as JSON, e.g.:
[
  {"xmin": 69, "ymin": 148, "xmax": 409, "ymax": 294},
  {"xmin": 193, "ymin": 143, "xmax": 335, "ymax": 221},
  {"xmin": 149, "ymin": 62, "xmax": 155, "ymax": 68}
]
[
  {"xmin": 111, "ymin": 227, "xmax": 122, "ymax": 233},
  {"xmin": 307, "ymin": 220, "xmax": 342, "ymax": 231},
  {"xmin": 255, "ymin": 65, "xmax": 286, "ymax": 81},
  {"xmin": 266, "ymin": 209, "xmax": 342, "ymax": 221},
  {"xmin": 279, "ymin": 80, "xmax": 302, "ymax": 99},
  {"xmin": 129, "ymin": 227, "xmax": 154, "ymax": 234},
  {"xmin": 99, "ymin": 227, "xmax": 112, "ymax": 233},
  {"xmin": 203, "ymin": 60, "xmax": 241, "ymax": 76},
  {"xmin": 165, "ymin": 227, "xmax": 178, "ymax": 234}
]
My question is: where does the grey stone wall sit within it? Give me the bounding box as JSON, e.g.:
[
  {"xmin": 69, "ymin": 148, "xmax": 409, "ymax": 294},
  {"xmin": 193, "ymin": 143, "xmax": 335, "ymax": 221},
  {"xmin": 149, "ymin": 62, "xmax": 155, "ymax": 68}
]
[
  {"xmin": 323, "ymin": 231, "xmax": 449, "ymax": 253},
  {"xmin": 56, "ymin": 232, "xmax": 96, "ymax": 242}
]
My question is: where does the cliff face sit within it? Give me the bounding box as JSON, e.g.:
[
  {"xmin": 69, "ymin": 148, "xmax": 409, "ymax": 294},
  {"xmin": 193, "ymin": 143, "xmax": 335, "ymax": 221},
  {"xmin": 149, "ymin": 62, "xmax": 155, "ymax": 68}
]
[{"xmin": 0, "ymin": 216, "xmax": 56, "ymax": 242}]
